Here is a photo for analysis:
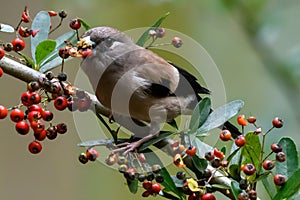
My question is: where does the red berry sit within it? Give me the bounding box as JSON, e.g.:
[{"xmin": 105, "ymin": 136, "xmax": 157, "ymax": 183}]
[
  {"xmin": 21, "ymin": 91, "xmax": 33, "ymax": 106},
  {"xmin": 30, "ymin": 120, "xmax": 45, "ymax": 133},
  {"xmin": 151, "ymin": 182, "xmax": 162, "ymax": 194},
  {"xmin": 15, "ymin": 121, "xmax": 30, "ymax": 135},
  {"xmin": 213, "ymin": 148, "xmax": 225, "ymax": 159},
  {"xmin": 29, "ymin": 92, "xmax": 41, "ymax": 104},
  {"xmin": 243, "ymin": 163, "xmax": 256, "ymax": 176},
  {"xmin": 54, "ymin": 96, "xmax": 68, "ymax": 111},
  {"xmin": 219, "ymin": 129, "xmax": 231, "ymax": 141},
  {"xmin": 21, "ymin": 11, "xmax": 30, "ymax": 23},
  {"xmin": 18, "ymin": 27, "xmax": 31, "ymax": 38},
  {"xmin": 186, "ymin": 146, "xmax": 197, "ymax": 156},
  {"xmin": 34, "ymin": 129, "xmax": 47, "ymax": 141},
  {"xmin": 263, "ymin": 160, "xmax": 275, "ymax": 170},
  {"xmin": 0, "ymin": 47, "xmax": 5, "ymax": 60},
  {"xmin": 274, "ymin": 174, "xmax": 286, "ymax": 186},
  {"xmin": 27, "ymin": 111, "xmax": 42, "ymax": 122},
  {"xmin": 80, "ymin": 49, "xmax": 93, "ymax": 58},
  {"xmin": 235, "ymin": 135, "xmax": 246, "ymax": 147},
  {"xmin": 237, "ymin": 115, "xmax": 248, "ymax": 126},
  {"xmin": 86, "ymin": 148, "xmax": 98, "ymax": 161},
  {"xmin": 12, "ymin": 38, "xmax": 25, "ymax": 51},
  {"xmin": 0, "ymin": 67, "xmax": 3, "ymax": 77},
  {"xmin": 10, "ymin": 108, "xmax": 24, "ymax": 122},
  {"xmin": 201, "ymin": 193, "xmax": 216, "ymax": 200},
  {"xmin": 142, "ymin": 190, "xmax": 152, "ymax": 197},
  {"xmin": 0, "ymin": 105, "xmax": 8, "ymax": 119},
  {"xmin": 31, "ymin": 30, "xmax": 39, "ymax": 37},
  {"xmin": 247, "ymin": 116, "xmax": 257, "ymax": 124},
  {"xmin": 69, "ymin": 18, "xmax": 81, "ymax": 30},
  {"xmin": 272, "ymin": 117, "xmax": 283, "ymax": 128},
  {"xmin": 56, "ymin": 123, "xmax": 67, "ymax": 134},
  {"xmin": 48, "ymin": 11, "xmax": 58, "ymax": 17},
  {"xmin": 271, "ymin": 143, "xmax": 282, "ymax": 153},
  {"xmin": 142, "ymin": 180, "xmax": 152, "ymax": 191},
  {"xmin": 276, "ymin": 152, "xmax": 286, "ymax": 162},
  {"xmin": 41, "ymin": 110, "xmax": 53, "ymax": 121},
  {"xmin": 58, "ymin": 47, "xmax": 70, "ymax": 59},
  {"xmin": 28, "ymin": 141, "xmax": 42, "ymax": 154},
  {"xmin": 28, "ymin": 105, "xmax": 43, "ymax": 113}
]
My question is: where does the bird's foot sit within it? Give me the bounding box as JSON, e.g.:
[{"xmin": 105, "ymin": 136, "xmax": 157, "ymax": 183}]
[{"xmin": 112, "ymin": 140, "xmax": 144, "ymax": 155}]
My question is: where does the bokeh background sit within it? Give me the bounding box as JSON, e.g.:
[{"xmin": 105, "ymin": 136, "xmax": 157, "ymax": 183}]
[{"xmin": 0, "ymin": 0, "xmax": 299, "ymax": 199}]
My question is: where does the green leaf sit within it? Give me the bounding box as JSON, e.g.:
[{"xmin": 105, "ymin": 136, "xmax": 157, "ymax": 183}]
[
  {"xmin": 35, "ymin": 40, "xmax": 56, "ymax": 67},
  {"xmin": 137, "ymin": 131, "xmax": 174, "ymax": 152},
  {"xmin": 227, "ymin": 147, "xmax": 240, "ymax": 164},
  {"xmin": 0, "ymin": 23, "xmax": 14, "ymax": 33},
  {"xmin": 197, "ymin": 100, "xmax": 244, "ymax": 135},
  {"xmin": 143, "ymin": 148, "xmax": 184, "ymax": 199},
  {"xmin": 277, "ymin": 137, "xmax": 299, "ymax": 179},
  {"xmin": 212, "ymin": 184, "xmax": 231, "ymax": 190},
  {"xmin": 191, "ymin": 155, "xmax": 208, "ymax": 172},
  {"xmin": 39, "ymin": 31, "xmax": 77, "ymax": 72},
  {"xmin": 31, "ymin": 11, "xmax": 51, "ymax": 63},
  {"xmin": 272, "ymin": 169, "xmax": 300, "ymax": 200},
  {"xmin": 229, "ymin": 164, "xmax": 241, "ymax": 181},
  {"xmin": 126, "ymin": 178, "xmax": 138, "ymax": 194},
  {"xmin": 78, "ymin": 18, "xmax": 91, "ymax": 30},
  {"xmin": 231, "ymin": 180, "xmax": 242, "ymax": 200},
  {"xmin": 188, "ymin": 97, "xmax": 211, "ymax": 134},
  {"xmin": 17, "ymin": 52, "xmax": 35, "ymax": 68},
  {"xmin": 262, "ymin": 177, "xmax": 276, "ymax": 199},
  {"xmin": 136, "ymin": 12, "xmax": 170, "ymax": 47},
  {"xmin": 242, "ymin": 132, "xmax": 261, "ymax": 171},
  {"xmin": 159, "ymin": 191, "xmax": 181, "ymax": 200}
]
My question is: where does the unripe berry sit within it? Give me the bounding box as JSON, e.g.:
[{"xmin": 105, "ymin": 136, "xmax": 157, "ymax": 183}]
[
  {"xmin": 3, "ymin": 43, "xmax": 13, "ymax": 52},
  {"xmin": 28, "ymin": 141, "xmax": 42, "ymax": 154},
  {"xmin": 237, "ymin": 115, "xmax": 248, "ymax": 126},
  {"xmin": 12, "ymin": 38, "xmax": 25, "ymax": 51}
]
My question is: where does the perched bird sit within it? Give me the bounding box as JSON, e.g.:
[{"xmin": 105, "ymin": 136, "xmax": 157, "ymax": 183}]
[{"xmin": 80, "ymin": 27, "xmax": 240, "ymax": 153}]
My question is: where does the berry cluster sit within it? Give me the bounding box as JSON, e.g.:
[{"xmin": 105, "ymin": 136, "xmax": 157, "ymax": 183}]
[{"xmin": 147, "ymin": 27, "xmax": 183, "ymax": 48}]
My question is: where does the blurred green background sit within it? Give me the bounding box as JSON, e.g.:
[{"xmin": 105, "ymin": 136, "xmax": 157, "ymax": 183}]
[{"xmin": 0, "ymin": 0, "xmax": 300, "ymax": 199}]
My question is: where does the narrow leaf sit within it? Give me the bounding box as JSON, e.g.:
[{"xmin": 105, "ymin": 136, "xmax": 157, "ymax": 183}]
[
  {"xmin": 229, "ymin": 164, "xmax": 240, "ymax": 181},
  {"xmin": 127, "ymin": 178, "xmax": 138, "ymax": 194},
  {"xmin": 272, "ymin": 169, "xmax": 300, "ymax": 200},
  {"xmin": 78, "ymin": 18, "xmax": 91, "ymax": 30},
  {"xmin": 197, "ymin": 100, "xmax": 244, "ymax": 135},
  {"xmin": 136, "ymin": 12, "xmax": 170, "ymax": 47},
  {"xmin": 35, "ymin": 40, "xmax": 56, "ymax": 66},
  {"xmin": 262, "ymin": 177, "xmax": 276, "ymax": 199},
  {"xmin": 277, "ymin": 137, "xmax": 299, "ymax": 179},
  {"xmin": 0, "ymin": 23, "xmax": 14, "ymax": 33},
  {"xmin": 77, "ymin": 139, "xmax": 114, "ymax": 147},
  {"xmin": 138, "ymin": 131, "xmax": 174, "ymax": 152},
  {"xmin": 242, "ymin": 132, "xmax": 261, "ymax": 170},
  {"xmin": 31, "ymin": 11, "xmax": 51, "ymax": 63},
  {"xmin": 227, "ymin": 147, "xmax": 240, "ymax": 163},
  {"xmin": 231, "ymin": 180, "xmax": 242, "ymax": 200},
  {"xmin": 188, "ymin": 97, "xmax": 211, "ymax": 134},
  {"xmin": 17, "ymin": 52, "xmax": 35, "ymax": 68},
  {"xmin": 159, "ymin": 191, "xmax": 181, "ymax": 200}
]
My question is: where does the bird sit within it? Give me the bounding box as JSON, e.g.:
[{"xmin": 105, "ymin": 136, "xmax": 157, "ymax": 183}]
[{"xmin": 79, "ymin": 26, "xmax": 241, "ymax": 153}]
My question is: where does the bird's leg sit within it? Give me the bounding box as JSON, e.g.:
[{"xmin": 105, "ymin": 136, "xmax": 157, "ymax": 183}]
[{"xmin": 113, "ymin": 121, "xmax": 161, "ymax": 155}]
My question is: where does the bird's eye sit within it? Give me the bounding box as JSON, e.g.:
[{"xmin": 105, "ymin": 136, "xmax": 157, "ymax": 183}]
[{"xmin": 105, "ymin": 37, "xmax": 114, "ymax": 47}]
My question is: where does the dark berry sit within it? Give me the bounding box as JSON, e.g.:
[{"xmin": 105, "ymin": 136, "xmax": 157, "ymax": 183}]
[
  {"xmin": 0, "ymin": 105, "xmax": 8, "ymax": 119},
  {"xmin": 45, "ymin": 71, "xmax": 55, "ymax": 80},
  {"xmin": 247, "ymin": 116, "xmax": 257, "ymax": 124},
  {"xmin": 58, "ymin": 10, "xmax": 67, "ymax": 18},
  {"xmin": 248, "ymin": 190, "xmax": 257, "ymax": 200},
  {"xmin": 276, "ymin": 152, "xmax": 286, "ymax": 162},
  {"xmin": 155, "ymin": 174, "xmax": 164, "ymax": 183},
  {"xmin": 28, "ymin": 141, "xmax": 42, "ymax": 154},
  {"xmin": 146, "ymin": 172, "xmax": 155, "ymax": 181},
  {"xmin": 211, "ymin": 158, "xmax": 221, "ymax": 168},
  {"xmin": 79, "ymin": 153, "xmax": 88, "ymax": 164},
  {"xmin": 57, "ymin": 72, "xmax": 67, "ymax": 81},
  {"xmin": 152, "ymin": 164, "xmax": 161, "ymax": 174},
  {"xmin": 56, "ymin": 123, "xmax": 67, "ymax": 134},
  {"xmin": 3, "ymin": 43, "xmax": 13, "ymax": 52},
  {"xmin": 15, "ymin": 121, "xmax": 30, "ymax": 135},
  {"xmin": 205, "ymin": 151, "xmax": 215, "ymax": 161},
  {"xmin": 12, "ymin": 38, "xmax": 25, "ymax": 51},
  {"xmin": 46, "ymin": 126, "xmax": 57, "ymax": 140},
  {"xmin": 274, "ymin": 174, "xmax": 286, "ymax": 186},
  {"xmin": 138, "ymin": 174, "xmax": 146, "ymax": 182},
  {"xmin": 176, "ymin": 171, "xmax": 186, "ymax": 180},
  {"xmin": 239, "ymin": 179, "xmax": 248, "ymax": 190}
]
